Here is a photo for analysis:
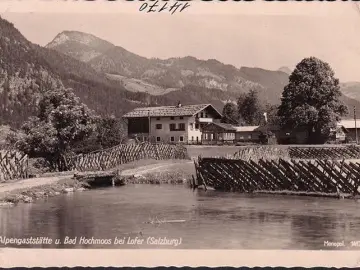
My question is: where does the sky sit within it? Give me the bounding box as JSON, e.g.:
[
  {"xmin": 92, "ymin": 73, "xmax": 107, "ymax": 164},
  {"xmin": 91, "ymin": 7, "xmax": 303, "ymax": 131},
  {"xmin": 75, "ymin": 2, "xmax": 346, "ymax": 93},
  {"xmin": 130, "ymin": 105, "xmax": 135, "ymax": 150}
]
[{"xmin": 1, "ymin": 0, "xmax": 360, "ymax": 82}]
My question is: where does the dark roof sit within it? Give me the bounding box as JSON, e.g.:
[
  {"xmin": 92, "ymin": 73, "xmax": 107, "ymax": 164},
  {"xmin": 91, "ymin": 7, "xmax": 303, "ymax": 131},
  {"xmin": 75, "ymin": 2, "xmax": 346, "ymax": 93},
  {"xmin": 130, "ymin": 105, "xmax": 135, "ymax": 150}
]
[
  {"xmin": 234, "ymin": 126, "xmax": 260, "ymax": 132},
  {"xmin": 203, "ymin": 122, "xmax": 237, "ymax": 131},
  {"xmin": 256, "ymin": 124, "xmax": 280, "ymax": 132},
  {"xmin": 122, "ymin": 104, "xmax": 222, "ymax": 118}
]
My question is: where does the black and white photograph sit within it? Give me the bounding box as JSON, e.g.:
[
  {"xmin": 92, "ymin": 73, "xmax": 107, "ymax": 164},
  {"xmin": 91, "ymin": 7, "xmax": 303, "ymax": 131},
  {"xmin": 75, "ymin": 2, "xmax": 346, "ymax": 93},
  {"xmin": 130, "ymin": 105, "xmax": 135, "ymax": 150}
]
[{"xmin": 0, "ymin": 0, "xmax": 360, "ymax": 258}]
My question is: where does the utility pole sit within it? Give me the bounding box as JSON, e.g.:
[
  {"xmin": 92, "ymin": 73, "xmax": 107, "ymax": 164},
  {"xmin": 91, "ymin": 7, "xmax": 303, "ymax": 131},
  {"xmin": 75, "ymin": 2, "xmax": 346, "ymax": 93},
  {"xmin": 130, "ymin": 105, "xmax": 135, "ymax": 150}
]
[
  {"xmin": 148, "ymin": 110, "xmax": 151, "ymax": 143},
  {"xmin": 355, "ymin": 106, "xmax": 358, "ymax": 144}
]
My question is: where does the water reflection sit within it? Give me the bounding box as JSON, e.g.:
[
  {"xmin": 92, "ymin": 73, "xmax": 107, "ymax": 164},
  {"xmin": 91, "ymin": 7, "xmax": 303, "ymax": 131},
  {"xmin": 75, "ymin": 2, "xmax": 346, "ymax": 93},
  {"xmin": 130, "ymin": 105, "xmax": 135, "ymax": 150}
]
[{"xmin": 0, "ymin": 185, "xmax": 359, "ymax": 249}]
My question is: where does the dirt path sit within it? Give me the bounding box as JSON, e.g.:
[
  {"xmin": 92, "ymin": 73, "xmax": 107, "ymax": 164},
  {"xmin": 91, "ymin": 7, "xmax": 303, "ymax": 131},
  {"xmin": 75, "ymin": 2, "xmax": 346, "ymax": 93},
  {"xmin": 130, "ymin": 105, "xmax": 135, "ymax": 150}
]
[
  {"xmin": 0, "ymin": 175, "xmax": 71, "ymax": 194},
  {"xmin": 0, "ymin": 160, "xmax": 193, "ymax": 195},
  {"xmin": 120, "ymin": 160, "xmax": 193, "ymax": 176}
]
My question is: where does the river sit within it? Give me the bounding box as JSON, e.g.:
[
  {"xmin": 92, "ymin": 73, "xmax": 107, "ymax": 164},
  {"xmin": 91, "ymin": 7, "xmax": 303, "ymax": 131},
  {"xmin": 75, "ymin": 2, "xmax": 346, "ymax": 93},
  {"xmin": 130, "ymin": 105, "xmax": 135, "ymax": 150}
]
[{"xmin": 1, "ymin": 184, "xmax": 360, "ymax": 249}]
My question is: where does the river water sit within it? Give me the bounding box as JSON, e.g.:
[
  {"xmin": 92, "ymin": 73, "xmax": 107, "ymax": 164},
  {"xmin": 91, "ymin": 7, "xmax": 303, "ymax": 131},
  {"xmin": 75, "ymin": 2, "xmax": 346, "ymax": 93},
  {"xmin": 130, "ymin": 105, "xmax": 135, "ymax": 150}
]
[{"xmin": 1, "ymin": 184, "xmax": 360, "ymax": 249}]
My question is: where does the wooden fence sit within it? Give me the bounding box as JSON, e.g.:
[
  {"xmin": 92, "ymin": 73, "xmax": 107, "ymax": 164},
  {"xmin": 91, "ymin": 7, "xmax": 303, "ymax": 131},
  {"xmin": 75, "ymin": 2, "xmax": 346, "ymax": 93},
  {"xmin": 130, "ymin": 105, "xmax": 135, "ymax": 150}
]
[
  {"xmin": 288, "ymin": 146, "xmax": 360, "ymax": 159},
  {"xmin": 67, "ymin": 142, "xmax": 189, "ymax": 171},
  {"xmin": 233, "ymin": 145, "xmax": 360, "ymax": 160},
  {"xmin": 233, "ymin": 146, "xmax": 290, "ymax": 160},
  {"xmin": 0, "ymin": 150, "xmax": 28, "ymax": 182},
  {"xmin": 195, "ymin": 157, "xmax": 360, "ymax": 196}
]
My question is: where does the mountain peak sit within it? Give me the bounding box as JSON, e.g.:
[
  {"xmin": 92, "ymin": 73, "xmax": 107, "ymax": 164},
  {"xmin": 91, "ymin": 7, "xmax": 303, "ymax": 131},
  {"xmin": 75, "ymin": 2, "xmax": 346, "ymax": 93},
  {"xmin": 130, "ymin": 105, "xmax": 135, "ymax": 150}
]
[
  {"xmin": 47, "ymin": 31, "xmax": 113, "ymax": 48},
  {"xmin": 46, "ymin": 31, "xmax": 70, "ymax": 48},
  {"xmin": 46, "ymin": 30, "xmax": 115, "ymax": 62}
]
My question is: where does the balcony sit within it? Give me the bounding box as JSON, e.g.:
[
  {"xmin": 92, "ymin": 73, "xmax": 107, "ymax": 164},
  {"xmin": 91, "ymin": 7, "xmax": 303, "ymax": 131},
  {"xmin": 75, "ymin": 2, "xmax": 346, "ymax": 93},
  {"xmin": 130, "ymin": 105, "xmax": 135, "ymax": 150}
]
[{"xmin": 197, "ymin": 117, "xmax": 213, "ymax": 123}]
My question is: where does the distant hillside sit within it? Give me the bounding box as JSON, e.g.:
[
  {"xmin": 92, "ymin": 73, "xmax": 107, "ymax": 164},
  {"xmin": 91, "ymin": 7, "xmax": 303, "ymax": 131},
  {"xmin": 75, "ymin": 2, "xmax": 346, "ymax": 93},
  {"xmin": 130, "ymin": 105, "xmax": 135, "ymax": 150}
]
[
  {"xmin": 2, "ymin": 22, "xmax": 358, "ymax": 128},
  {"xmin": 340, "ymin": 82, "xmax": 360, "ymax": 101},
  {"xmin": 46, "ymin": 32, "xmax": 291, "ymax": 105},
  {"xmin": 161, "ymin": 85, "xmax": 235, "ymax": 112},
  {"xmin": 46, "ymin": 30, "xmax": 360, "ymax": 115},
  {"xmin": 0, "ymin": 17, "xmax": 64, "ymax": 126},
  {"xmin": 46, "ymin": 31, "xmax": 115, "ymax": 62},
  {"xmin": 35, "ymin": 45, "xmax": 157, "ymax": 116},
  {"xmin": 0, "ymin": 17, "xmax": 177, "ymax": 127},
  {"xmin": 238, "ymin": 67, "xmax": 289, "ymax": 103},
  {"xmin": 278, "ymin": 66, "xmax": 292, "ymax": 74}
]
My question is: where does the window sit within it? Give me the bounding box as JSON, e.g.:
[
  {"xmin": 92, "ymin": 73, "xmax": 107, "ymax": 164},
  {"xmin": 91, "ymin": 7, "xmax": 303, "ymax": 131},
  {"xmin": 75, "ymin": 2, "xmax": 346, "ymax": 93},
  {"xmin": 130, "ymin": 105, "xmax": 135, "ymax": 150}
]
[
  {"xmin": 179, "ymin": 136, "xmax": 184, "ymax": 142},
  {"xmin": 156, "ymin": 137, "xmax": 161, "ymax": 142},
  {"xmin": 195, "ymin": 123, "xmax": 199, "ymax": 129},
  {"xmin": 248, "ymin": 135, "xmax": 252, "ymax": 139},
  {"xmin": 191, "ymin": 136, "xmax": 194, "ymax": 141},
  {"xmin": 156, "ymin": 124, "xmax": 162, "ymax": 129},
  {"xmin": 180, "ymin": 116, "xmax": 184, "ymax": 119},
  {"xmin": 156, "ymin": 117, "xmax": 160, "ymax": 120},
  {"xmin": 196, "ymin": 136, "xmax": 199, "ymax": 142},
  {"xmin": 189, "ymin": 123, "xmax": 194, "ymax": 130},
  {"xmin": 204, "ymin": 113, "xmax": 208, "ymax": 118},
  {"xmin": 170, "ymin": 136, "xmax": 175, "ymax": 142},
  {"xmin": 170, "ymin": 116, "xmax": 175, "ymax": 120},
  {"xmin": 200, "ymin": 112, "xmax": 204, "ymax": 118},
  {"xmin": 170, "ymin": 123, "xmax": 185, "ymax": 131}
]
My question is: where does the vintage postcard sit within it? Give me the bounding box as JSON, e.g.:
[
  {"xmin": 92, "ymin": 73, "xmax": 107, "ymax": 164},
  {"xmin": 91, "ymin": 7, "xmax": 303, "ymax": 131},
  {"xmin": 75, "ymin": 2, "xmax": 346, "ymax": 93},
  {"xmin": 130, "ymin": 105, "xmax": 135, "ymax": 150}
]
[{"xmin": 0, "ymin": 0, "xmax": 360, "ymax": 267}]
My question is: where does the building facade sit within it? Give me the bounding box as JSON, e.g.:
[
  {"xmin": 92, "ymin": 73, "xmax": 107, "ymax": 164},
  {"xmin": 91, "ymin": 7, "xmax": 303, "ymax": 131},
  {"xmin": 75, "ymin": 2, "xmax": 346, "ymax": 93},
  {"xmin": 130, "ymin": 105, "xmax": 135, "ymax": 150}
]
[
  {"xmin": 123, "ymin": 104, "xmax": 360, "ymax": 145},
  {"xmin": 122, "ymin": 103, "xmax": 222, "ymax": 144},
  {"xmin": 338, "ymin": 119, "xmax": 360, "ymax": 143},
  {"xmin": 234, "ymin": 126, "xmax": 261, "ymax": 143},
  {"xmin": 201, "ymin": 123, "xmax": 236, "ymax": 144}
]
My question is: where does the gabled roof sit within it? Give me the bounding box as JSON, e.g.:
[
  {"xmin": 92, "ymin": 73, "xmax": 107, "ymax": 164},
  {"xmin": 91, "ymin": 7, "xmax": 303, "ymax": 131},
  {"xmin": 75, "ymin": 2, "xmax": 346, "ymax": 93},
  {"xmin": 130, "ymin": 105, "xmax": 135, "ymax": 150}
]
[{"xmin": 122, "ymin": 104, "xmax": 222, "ymax": 118}]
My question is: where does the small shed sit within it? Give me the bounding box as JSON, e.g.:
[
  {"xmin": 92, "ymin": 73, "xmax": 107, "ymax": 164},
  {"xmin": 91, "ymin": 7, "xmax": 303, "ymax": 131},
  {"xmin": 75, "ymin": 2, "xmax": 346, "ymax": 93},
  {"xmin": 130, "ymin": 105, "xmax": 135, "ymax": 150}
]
[
  {"xmin": 234, "ymin": 126, "xmax": 261, "ymax": 142},
  {"xmin": 338, "ymin": 119, "xmax": 360, "ymax": 143},
  {"xmin": 201, "ymin": 122, "xmax": 236, "ymax": 144}
]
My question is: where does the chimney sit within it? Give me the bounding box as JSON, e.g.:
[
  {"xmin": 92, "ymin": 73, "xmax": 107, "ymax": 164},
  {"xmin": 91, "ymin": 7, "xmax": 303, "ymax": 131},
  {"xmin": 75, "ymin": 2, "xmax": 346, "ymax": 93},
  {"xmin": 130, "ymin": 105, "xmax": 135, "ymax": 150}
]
[{"xmin": 177, "ymin": 101, "xmax": 182, "ymax": 108}]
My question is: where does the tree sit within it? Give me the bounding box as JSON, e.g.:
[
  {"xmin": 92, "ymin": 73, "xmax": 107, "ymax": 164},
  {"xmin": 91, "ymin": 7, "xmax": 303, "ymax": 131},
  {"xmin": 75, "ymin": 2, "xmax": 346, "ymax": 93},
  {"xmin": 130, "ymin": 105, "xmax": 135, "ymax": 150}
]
[
  {"xmin": 277, "ymin": 57, "xmax": 348, "ymax": 144},
  {"xmin": 237, "ymin": 89, "xmax": 264, "ymax": 125},
  {"xmin": 265, "ymin": 104, "xmax": 280, "ymax": 125},
  {"xmin": 221, "ymin": 102, "xmax": 239, "ymax": 124},
  {"xmin": 95, "ymin": 116, "xmax": 126, "ymax": 149},
  {"xmin": 12, "ymin": 86, "xmax": 97, "ymax": 171},
  {"xmin": 71, "ymin": 115, "xmax": 127, "ymax": 153}
]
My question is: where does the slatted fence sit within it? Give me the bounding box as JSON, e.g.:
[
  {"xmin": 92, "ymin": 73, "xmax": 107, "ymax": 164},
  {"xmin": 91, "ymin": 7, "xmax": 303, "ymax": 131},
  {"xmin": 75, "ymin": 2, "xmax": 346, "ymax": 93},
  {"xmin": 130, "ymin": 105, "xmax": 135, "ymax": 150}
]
[
  {"xmin": 233, "ymin": 145, "xmax": 360, "ymax": 160},
  {"xmin": 195, "ymin": 157, "xmax": 360, "ymax": 196},
  {"xmin": 288, "ymin": 146, "xmax": 360, "ymax": 159},
  {"xmin": 0, "ymin": 150, "xmax": 28, "ymax": 181},
  {"xmin": 67, "ymin": 142, "xmax": 189, "ymax": 171}
]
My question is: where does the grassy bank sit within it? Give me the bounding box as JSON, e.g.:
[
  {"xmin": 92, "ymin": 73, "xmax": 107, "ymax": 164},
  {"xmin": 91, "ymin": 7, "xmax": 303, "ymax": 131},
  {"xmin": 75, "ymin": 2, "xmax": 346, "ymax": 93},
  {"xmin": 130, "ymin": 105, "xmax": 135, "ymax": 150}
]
[
  {"xmin": 123, "ymin": 161, "xmax": 195, "ymax": 185},
  {"xmin": 186, "ymin": 145, "xmax": 244, "ymax": 159},
  {"xmin": 0, "ymin": 178, "xmax": 89, "ymax": 205},
  {"xmin": 124, "ymin": 171, "xmax": 191, "ymax": 185}
]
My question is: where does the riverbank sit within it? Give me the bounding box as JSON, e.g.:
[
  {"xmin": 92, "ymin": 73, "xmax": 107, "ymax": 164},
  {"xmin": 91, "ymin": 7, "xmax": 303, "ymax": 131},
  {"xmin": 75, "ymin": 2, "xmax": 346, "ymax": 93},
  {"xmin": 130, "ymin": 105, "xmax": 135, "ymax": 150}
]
[
  {"xmin": 122, "ymin": 160, "xmax": 194, "ymax": 185},
  {"xmin": 0, "ymin": 177, "xmax": 89, "ymax": 206},
  {"xmin": 0, "ymin": 159, "xmax": 195, "ymax": 206}
]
